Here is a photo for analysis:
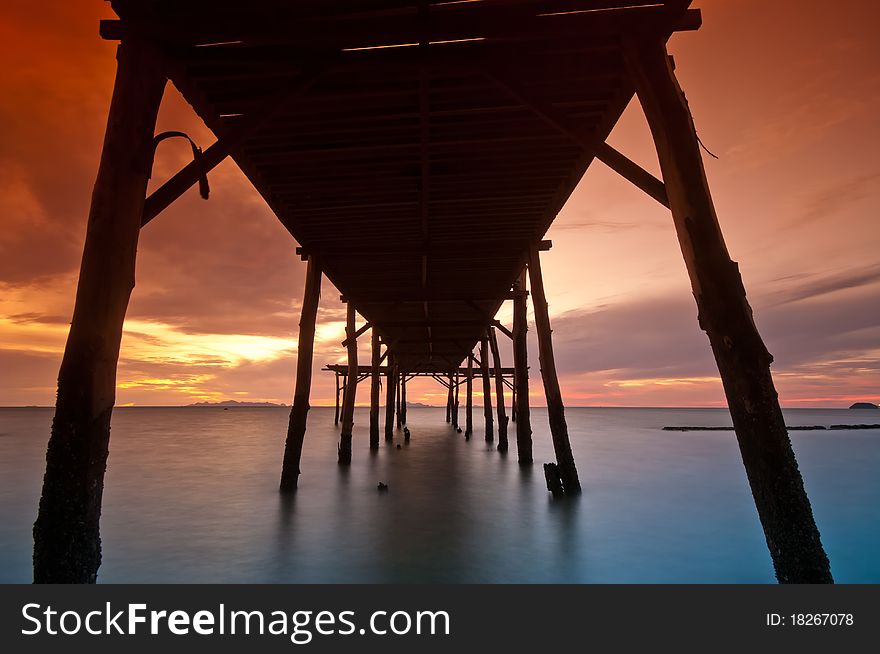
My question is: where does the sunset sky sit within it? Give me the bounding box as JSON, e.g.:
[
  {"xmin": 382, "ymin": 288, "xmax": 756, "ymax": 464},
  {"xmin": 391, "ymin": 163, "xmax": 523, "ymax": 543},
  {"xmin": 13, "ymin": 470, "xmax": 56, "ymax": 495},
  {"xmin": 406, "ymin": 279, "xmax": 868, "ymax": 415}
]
[{"xmin": 1, "ymin": 0, "xmax": 878, "ymax": 408}]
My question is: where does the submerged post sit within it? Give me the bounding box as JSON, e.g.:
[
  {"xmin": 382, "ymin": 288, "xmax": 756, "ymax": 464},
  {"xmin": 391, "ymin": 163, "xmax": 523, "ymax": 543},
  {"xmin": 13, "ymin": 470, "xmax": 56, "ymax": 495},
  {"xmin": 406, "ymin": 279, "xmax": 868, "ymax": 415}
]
[
  {"xmin": 280, "ymin": 257, "xmax": 322, "ymax": 491},
  {"xmin": 401, "ymin": 373, "xmax": 407, "ymax": 426},
  {"xmin": 395, "ymin": 368, "xmax": 402, "ymax": 429},
  {"xmin": 465, "ymin": 354, "xmax": 474, "ymax": 438},
  {"xmin": 452, "ymin": 371, "xmax": 460, "ymax": 429},
  {"xmin": 384, "ymin": 354, "xmax": 396, "ymax": 442},
  {"xmin": 334, "ymin": 371, "xmax": 341, "ymax": 426},
  {"xmin": 627, "ymin": 38, "xmax": 831, "ymax": 583},
  {"xmin": 488, "ymin": 326, "xmax": 509, "ymax": 452},
  {"xmin": 33, "ymin": 40, "xmax": 166, "ymax": 583},
  {"xmin": 513, "ymin": 271, "xmax": 533, "ymax": 463},
  {"xmin": 369, "ymin": 330, "xmax": 381, "ymax": 450},
  {"xmin": 445, "ymin": 374, "xmax": 453, "ymax": 423},
  {"xmin": 337, "ymin": 303, "xmax": 358, "ymax": 464},
  {"xmin": 480, "ymin": 334, "xmax": 494, "ymax": 442},
  {"xmin": 528, "ymin": 247, "xmax": 581, "ymax": 494}
]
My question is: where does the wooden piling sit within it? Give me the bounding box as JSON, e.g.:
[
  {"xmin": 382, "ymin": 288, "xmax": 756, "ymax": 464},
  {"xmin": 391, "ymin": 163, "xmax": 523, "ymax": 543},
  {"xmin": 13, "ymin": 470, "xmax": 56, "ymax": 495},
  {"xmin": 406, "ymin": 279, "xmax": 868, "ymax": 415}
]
[
  {"xmin": 401, "ymin": 373, "xmax": 407, "ymax": 426},
  {"xmin": 528, "ymin": 247, "xmax": 580, "ymax": 494},
  {"xmin": 446, "ymin": 374, "xmax": 453, "ymax": 423},
  {"xmin": 452, "ymin": 371, "xmax": 460, "ymax": 429},
  {"xmin": 337, "ymin": 303, "xmax": 358, "ymax": 464},
  {"xmin": 513, "ymin": 271, "xmax": 533, "ymax": 463},
  {"xmin": 369, "ymin": 329, "xmax": 381, "ymax": 450},
  {"xmin": 627, "ymin": 38, "xmax": 831, "ymax": 583},
  {"xmin": 280, "ymin": 257, "xmax": 322, "ymax": 491},
  {"xmin": 488, "ymin": 326, "xmax": 509, "ymax": 451},
  {"xmin": 480, "ymin": 334, "xmax": 495, "ymax": 442},
  {"xmin": 334, "ymin": 371, "xmax": 341, "ymax": 426},
  {"xmin": 33, "ymin": 40, "xmax": 166, "ymax": 583},
  {"xmin": 465, "ymin": 354, "xmax": 474, "ymax": 438},
  {"xmin": 396, "ymin": 367, "xmax": 402, "ymax": 429},
  {"xmin": 384, "ymin": 353, "xmax": 396, "ymax": 442}
]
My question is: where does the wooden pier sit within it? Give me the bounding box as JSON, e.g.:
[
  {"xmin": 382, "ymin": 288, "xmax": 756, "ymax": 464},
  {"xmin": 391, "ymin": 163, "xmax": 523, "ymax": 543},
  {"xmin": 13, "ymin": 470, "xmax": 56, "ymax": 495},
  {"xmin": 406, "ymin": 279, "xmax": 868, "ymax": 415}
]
[{"xmin": 34, "ymin": 1, "xmax": 832, "ymax": 584}]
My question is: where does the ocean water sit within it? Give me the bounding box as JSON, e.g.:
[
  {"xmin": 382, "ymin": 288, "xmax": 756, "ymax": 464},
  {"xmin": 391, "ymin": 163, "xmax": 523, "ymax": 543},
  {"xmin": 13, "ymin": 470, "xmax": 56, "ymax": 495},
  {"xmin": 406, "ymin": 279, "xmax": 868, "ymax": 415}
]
[{"xmin": 0, "ymin": 406, "xmax": 877, "ymax": 584}]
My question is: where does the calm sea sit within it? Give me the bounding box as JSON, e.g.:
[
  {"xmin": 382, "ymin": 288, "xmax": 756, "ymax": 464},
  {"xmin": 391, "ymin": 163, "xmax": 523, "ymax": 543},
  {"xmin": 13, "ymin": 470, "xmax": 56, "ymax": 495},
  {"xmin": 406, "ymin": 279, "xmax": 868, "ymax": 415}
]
[{"xmin": 0, "ymin": 407, "xmax": 877, "ymax": 583}]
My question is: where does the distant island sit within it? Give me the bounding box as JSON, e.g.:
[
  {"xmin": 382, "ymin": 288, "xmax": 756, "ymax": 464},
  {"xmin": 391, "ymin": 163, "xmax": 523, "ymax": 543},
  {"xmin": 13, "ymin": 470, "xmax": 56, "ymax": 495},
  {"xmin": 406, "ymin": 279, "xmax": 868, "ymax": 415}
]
[
  {"xmin": 188, "ymin": 400, "xmax": 287, "ymax": 408},
  {"xmin": 849, "ymin": 402, "xmax": 879, "ymax": 410},
  {"xmin": 406, "ymin": 402, "xmax": 437, "ymax": 408}
]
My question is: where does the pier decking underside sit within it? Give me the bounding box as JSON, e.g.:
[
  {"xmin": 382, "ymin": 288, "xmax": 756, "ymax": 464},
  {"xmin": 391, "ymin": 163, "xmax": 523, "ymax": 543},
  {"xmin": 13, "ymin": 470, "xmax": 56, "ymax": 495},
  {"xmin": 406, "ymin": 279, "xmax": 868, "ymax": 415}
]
[{"xmin": 108, "ymin": 0, "xmax": 696, "ymax": 373}]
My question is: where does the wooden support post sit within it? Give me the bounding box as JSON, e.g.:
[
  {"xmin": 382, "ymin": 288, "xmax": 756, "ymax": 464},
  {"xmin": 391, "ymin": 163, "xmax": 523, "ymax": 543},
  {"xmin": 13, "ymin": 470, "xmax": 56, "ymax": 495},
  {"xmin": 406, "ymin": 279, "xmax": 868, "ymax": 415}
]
[
  {"xmin": 401, "ymin": 374, "xmax": 407, "ymax": 426},
  {"xmin": 369, "ymin": 330, "xmax": 381, "ymax": 450},
  {"xmin": 334, "ymin": 371, "xmax": 341, "ymax": 426},
  {"xmin": 513, "ymin": 271, "xmax": 533, "ymax": 463},
  {"xmin": 465, "ymin": 354, "xmax": 474, "ymax": 438},
  {"xmin": 528, "ymin": 248, "xmax": 580, "ymax": 494},
  {"xmin": 32, "ymin": 40, "xmax": 166, "ymax": 584},
  {"xmin": 488, "ymin": 327, "xmax": 509, "ymax": 452},
  {"xmin": 453, "ymin": 371, "xmax": 460, "ymax": 429},
  {"xmin": 337, "ymin": 303, "xmax": 358, "ymax": 465},
  {"xmin": 280, "ymin": 257, "xmax": 322, "ymax": 491},
  {"xmin": 627, "ymin": 38, "xmax": 831, "ymax": 583},
  {"xmin": 511, "ymin": 375, "xmax": 517, "ymax": 423},
  {"xmin": 395, "ymin": 368, "xmax": 402, "ymax": 429},
  {"xmin": 446, "ymin": 374, "xmax": 454, "ymax": 423},
  {"xmin": 480, "ymin": 334, "xmax": 495, "ymax": 442},
  {"xmin": 384, "ymin": 354, "xmax": 396, "ymax": 442}
]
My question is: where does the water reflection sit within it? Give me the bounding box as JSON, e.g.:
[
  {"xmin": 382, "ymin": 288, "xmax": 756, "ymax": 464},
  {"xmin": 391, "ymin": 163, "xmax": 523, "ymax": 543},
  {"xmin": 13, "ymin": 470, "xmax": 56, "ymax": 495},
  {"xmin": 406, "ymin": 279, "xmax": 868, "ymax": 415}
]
[{"xmin": 0, "ymin": 407, "xmax": 878, "ymax": 583}]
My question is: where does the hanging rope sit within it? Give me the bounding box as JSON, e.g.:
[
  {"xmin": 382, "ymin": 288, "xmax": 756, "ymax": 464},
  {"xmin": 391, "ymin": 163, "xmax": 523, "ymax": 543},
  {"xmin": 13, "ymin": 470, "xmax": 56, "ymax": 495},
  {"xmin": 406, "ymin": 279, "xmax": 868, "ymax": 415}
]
[{"xmin": 152, "ymin": 131, "xmax": 210, "ymax": 199}]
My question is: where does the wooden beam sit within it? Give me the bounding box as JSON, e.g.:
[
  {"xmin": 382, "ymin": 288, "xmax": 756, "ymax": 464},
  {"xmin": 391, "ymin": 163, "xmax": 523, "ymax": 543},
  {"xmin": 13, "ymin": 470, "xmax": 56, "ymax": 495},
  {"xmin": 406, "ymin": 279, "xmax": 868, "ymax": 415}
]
[
  {"xmin": 453, "ymin": 370, "xmax": 460, "ymax": 430},
  {"xmin": 369, "ymin": 330, "xmax": 381, "ymax": 450},
  {"xmin": 337, "ymin": 302, "xmax": 358, "ymax": 464},
  {"xmin": 342, "ymin": 321, "xmax": 372, "ymax": 347},
  {"xmin": 492, "ymin": 319, "xmax": 513, "ymax": 340},
  {"xmin": 512, "ymin": 271, "xmax": 533, "ymax": 463},
  {"xmin": 141, "ymin": 66, "xmax": 327, "ymax": 226},
  {"xmin": 626, "ymin": 37, "xmax": 831, "ymax": 583},
  {"xmin": 528, "ymin": 246, "xmax": 580, "ymax": 494},
  {"xmin": 99, "ymin": 5, "xmax": 700, "ymax": 50},
  {"xmin": 488, "ymin": 326, "xmax": 509, "ymax": 452},
  {"xmin": 33, "ymin": 41, "xmax": 166, "ymax": 583},
  {"xmin": 486, "ymin": 68, "xmax": 669, "ymax": 207},
  {"xmin": 280, "ymin": 257, "xmax": 322, "ymax": 491}
]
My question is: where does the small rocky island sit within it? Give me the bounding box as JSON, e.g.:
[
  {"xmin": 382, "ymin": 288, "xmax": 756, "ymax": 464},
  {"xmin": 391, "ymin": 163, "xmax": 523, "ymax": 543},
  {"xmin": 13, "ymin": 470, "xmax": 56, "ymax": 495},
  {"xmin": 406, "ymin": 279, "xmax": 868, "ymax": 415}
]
[{"xmin": 849, "ymin": 402, "xmax": 879, "ymax": 410}]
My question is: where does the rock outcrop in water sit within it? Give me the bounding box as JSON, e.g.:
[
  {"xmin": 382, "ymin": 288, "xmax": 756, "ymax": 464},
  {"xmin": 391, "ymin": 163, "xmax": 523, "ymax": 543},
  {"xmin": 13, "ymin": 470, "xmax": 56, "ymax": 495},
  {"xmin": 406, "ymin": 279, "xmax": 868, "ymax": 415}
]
[{"xmin": 849, "ymin": 402, "xmax": 879, "ymax": 410}]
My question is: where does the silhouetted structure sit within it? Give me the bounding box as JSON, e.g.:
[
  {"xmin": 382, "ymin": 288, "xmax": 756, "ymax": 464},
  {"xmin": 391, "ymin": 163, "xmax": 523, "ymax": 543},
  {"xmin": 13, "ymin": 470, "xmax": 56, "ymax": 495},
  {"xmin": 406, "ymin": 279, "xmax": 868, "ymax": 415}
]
[{"xmin": 35, "ymin": 1, "xmax": 832, "ymax": 585}]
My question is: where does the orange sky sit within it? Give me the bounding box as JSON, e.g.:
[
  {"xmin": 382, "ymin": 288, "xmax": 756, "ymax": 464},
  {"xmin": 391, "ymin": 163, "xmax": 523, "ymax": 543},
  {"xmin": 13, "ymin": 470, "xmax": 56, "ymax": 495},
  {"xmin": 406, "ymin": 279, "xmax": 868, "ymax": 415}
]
[{"xmin": 1, "ymin": 1, "xmax": 879, "ymax": 407}]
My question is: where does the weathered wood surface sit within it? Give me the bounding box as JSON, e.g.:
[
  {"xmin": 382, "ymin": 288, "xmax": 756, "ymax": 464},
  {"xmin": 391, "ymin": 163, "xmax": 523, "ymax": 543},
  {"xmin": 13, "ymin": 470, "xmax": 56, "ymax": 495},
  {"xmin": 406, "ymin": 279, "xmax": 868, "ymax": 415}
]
[
  {"xmin": 384, "ymin": 354, "xmax": 396, "ymax": 442},
  {"xmin": 627, "ymin": 37, "xmax": 831, "ymax": 583},
  {"xmin": 528, "ymin": 247, "xmax": 580, "ymax": 494},
  {"xmin": 337, "ymin": 302, "xmax": 358, "ymax": 464},
  {"xmin": 480, "ymin": 335, "xmax": 494, "ymax": 442},
  {"xmin": 33, "ymin": 40, "xmax": 166, "ymax": 583},
  {"xmin": 369, "ymin": 329, "xmax": 381, "ymax": 450},
  {"xmin": 488, "ymin": 326, "xmax": 509, "ymax": 451},
  {"xmin": 280, "ymin": 257, "xmax": 322, "ymax": 491},
  {"xmin": 512, "ymin": 271, "xmax": 532, "ymax": 463}
]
